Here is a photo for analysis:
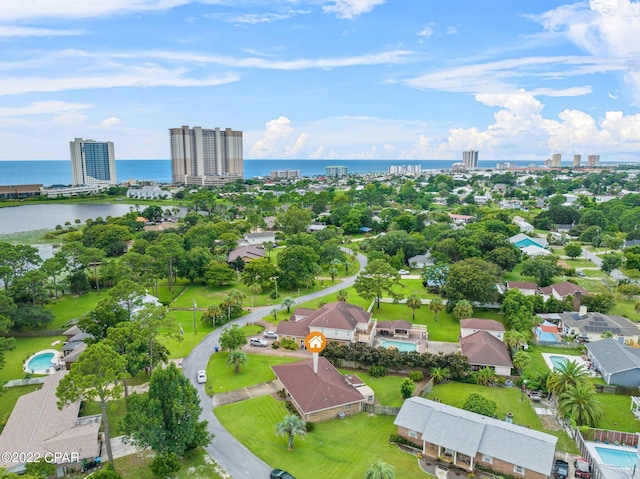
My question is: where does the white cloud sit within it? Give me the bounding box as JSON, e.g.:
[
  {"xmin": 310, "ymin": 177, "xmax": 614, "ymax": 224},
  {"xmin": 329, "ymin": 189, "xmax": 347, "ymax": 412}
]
[
  {"xmin": 322, "ymin": 0, "xmax": 385, "ymax": 19},
  {"xmin": 446, "ymin": 26, "xmax": 457, "ymax": 35},
  {"xmin": 284, "ymin": 132, "xmax": 310, "ymax": 156},
  {"xmin": 53, "ymin": 112, "xmax": 88, "ymax": 124},
  {"xmin": 417, "ymin": 26, "xmax": 433, "ymax": 38},
  {"xmin": 0, "ymin": 0, "xmax": 190, "ymax": 21},
  {"xmin": 0, "ymin": 26, "xmax": 85, "ymax": 37},
  {"xmin": 249, "ymin": 116, "xmax": 295, "ymax": 158},
  {"xmin": 0, "ymin": 101, "xmax": 91, "ymax": 117},
  {"xmin": 100, "ymin": 117, "xmax": 122, "ymax": 127}
]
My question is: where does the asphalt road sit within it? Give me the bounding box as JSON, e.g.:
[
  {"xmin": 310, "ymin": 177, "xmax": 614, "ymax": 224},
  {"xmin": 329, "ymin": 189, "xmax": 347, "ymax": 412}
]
[
  {"xmin": 580, "ymin": 247, "xmax": 626, "ymax": 282},
  {"xmin": 181, "ymin": 249, "xmax": 368, "ymax": 479}
]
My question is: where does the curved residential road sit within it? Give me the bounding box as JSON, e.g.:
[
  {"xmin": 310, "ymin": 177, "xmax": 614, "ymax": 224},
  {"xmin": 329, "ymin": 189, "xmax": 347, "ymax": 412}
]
[
  {"xmin": 181, "ymin": 250, "xmax": 368, "ymax": 479},
  {"xmin": 581, "ymin": 247, "xmax": 626, "ymax": 282}
]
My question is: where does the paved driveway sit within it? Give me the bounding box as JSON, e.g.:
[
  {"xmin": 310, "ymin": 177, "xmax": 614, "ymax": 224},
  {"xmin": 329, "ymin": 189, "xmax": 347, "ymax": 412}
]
[{"xmin": 181, "ymin": 250, "xmax": 368, "ymax": 479}]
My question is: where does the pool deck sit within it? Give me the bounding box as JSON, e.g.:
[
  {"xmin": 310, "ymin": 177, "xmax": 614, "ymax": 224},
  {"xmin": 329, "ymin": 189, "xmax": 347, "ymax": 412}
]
[
  {"xmin": 23, "ymin": 349, "xmax": 62, "ymax": 375},
  {"xmin": 541, "ymin": 352, "xmax": 590, "ymax": 372},
  {"xmin": 584, "ymin": 441, "xmax": 640, "ymax": 479}
]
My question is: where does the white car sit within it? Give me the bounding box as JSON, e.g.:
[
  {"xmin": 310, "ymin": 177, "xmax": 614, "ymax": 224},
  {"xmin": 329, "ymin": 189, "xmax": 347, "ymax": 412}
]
[
  {"xmin": 250, "ymin": 338, "xmax": 268, "ymax": 347},
  {"xmin": 263, "ymin": 331, "xmax": 278, "ymax": 339},
  {"xmin": 398, "ymin": 269, "xmax": 410, "ymax": 275},
  {"xmin": 196, "ymin": 370, "xmax": 207, "ymax": 384}
]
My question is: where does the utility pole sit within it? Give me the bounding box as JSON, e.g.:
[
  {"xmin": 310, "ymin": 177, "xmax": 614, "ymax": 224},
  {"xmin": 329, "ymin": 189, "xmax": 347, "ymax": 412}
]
[{"xmin": 192, "ymin": 299, "xmax": 197, "ymax": 334}]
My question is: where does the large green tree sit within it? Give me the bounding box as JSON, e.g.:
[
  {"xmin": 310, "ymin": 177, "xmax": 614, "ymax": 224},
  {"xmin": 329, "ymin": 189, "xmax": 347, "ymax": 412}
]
[
  {"xmin": 520, "ymin": 256, "xmax": 561, "ymax": 287},
  {"xmin": 557, "ymin": 382, "xmax": 603, "ymax": 427},
  {"xmin": 277, "ymin": 245, "xmax": 320, "ymax": 290},
  {"xmin": 219, "ymin": 324, "xmax": 247, "ymax": 351},
  {"xmin": 354, "ymin": 259, "xmax": 400, "ymax": 309},
  {"xmin": 123, "ymin": 363, "xmax": 212, "ymax": 457},
  {"xmin": 57, "ymin": 342, "xmax": 126, "ymax": 467},
  {"xmin": 442, "ymin": 258, "xmax": 501, "ymax": 303}
]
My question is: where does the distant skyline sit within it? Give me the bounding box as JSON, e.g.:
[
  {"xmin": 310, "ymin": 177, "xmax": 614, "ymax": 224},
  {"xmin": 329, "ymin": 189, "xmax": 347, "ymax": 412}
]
[{"xmin": 1, "ymin": 1, "xmax": 640, "ymax": 162}]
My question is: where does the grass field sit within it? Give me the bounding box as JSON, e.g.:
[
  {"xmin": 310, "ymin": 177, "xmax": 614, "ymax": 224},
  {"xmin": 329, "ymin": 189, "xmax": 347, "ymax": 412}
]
[
  {"xmin": 45, "ymin": 292, "xmax": 102, "ymax": 329},
  {"xmin": 339, "ymin": 369, "xmax": 407, "ymax": 407},
  {"xmin": 205, "ymin": 352, "xmax": 297, "ymax": 394},
  {"xmin": 113, "ymin": 448, "xmax": 224, "ymax": 479},
  {"xmin": 215, "ymin": 395, "xmax": 426, "ymax": 479}
]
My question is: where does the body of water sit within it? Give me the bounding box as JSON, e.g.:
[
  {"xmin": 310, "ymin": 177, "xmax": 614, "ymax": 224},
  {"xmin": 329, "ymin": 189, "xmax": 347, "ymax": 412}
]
[{"xmin": 0, "ymin": 158, "xmax": 561, "ymax": 187}]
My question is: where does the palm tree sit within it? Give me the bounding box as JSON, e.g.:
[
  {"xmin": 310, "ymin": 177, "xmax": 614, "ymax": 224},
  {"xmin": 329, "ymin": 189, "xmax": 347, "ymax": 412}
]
[
  {"xmin": 405, "ymin": 294, "xmax": 422, "ymax": 320},
  {"xmin": 203, "ymin": 304, "xmax": 222, "ymax": 328},
  {"xmin": 546, "ymin": 360, "xmax": 589, "ymax": 398},
  {"xmin": 365, "ymin": 460, "xmax": 395, "ymax": 479},
  {"xmin": 275, "ymin": 414, "xmax": 307, "ymax": 450},
  {"xmin": 336, "ymin": 290, "xmax": 348, "ymax": 302},
  {"xmin": 428, "ymin": 297, "xmax": 445, "ymax": 322},
  {"xmin": 429, "ymin": 366, "xmax": 450, "ymax": 384},
  {"xmin": 226, "ymin": 350, "xmax": 247, "ymax": 374},
  {"xmin": 635, "ymin": 300, "xmax": 640, "ymax": 314},
  {"xmin": 453, "ymin": 299, "xmax": 473, "ymax": 320},
  {"xmin": 474, "ymin": 366, "xmax": 496, "ymax": 386},
  {"xmin": 328, "ymin": 266, "xmax": 339, "ymax": 281},
  {"xmin": 281, "ymin": 297, "xmax": 296, "ymax": 313},
  {"xmin": 557, "ymin": 382, "xmax": 603, "ymax": 427},
  {"xmin": 504, "ymin": 330, "xmax": 527, "ymax": 354},
  {"xmin": 512, "ymin": 350, "xmax": 531, "ymax": 375},
  {"xmin": 249, "ymin": 282, "xmax": 262, "ymax": 308},
  {"xmin": 264, "ymin": 241, "xmax": 274, "ymax": 259}
]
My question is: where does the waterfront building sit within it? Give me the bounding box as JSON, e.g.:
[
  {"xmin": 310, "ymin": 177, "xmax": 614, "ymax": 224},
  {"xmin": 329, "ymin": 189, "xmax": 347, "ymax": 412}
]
[
  {"xmin": 270, "ymin": 169, "xmax": 300, "ymax": 179},
  {"xmin": 551, "ymin": 153, "xmax": 562, "ymax": 167},
  {"xmin": 169, "ymin": 126, "xmax": 243, "ymax": 185},
  {"xmin": 462, "ymin": 150, "xmax": 478, "ymax": 169},
  {"xmin": 388, "ymin": 164, "xmax": 422, "ymax": 176},
  {"xmin": 587, "ymin": 154, "xmax": 600, "ymax": 167},
  {"xmin": 325, "ymin": 165, "xmax": 348, "ymax": 177},
  {"xmin": 573, "ymin": 154, "xmax": 581, "ymax": 167},
  {"xmin": 70, "ymin": 138, "xmax": 116, "ymax": 186}
]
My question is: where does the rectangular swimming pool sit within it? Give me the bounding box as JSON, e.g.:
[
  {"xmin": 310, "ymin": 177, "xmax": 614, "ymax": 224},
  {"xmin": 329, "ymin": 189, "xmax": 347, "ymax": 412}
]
[
  {"xmin": 594, "ymin": 446, "xmax": 638, "ymax": 468},
  {"xmin": 380, "ymin": 339, "xmax": 417, "ymax": 352}
]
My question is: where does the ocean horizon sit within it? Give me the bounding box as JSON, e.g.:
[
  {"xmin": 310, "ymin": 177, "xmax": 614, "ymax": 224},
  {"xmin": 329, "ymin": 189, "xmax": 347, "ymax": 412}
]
[{"xmin": 0, "ymin": 158, "xmax": 632, "ymax": 187}]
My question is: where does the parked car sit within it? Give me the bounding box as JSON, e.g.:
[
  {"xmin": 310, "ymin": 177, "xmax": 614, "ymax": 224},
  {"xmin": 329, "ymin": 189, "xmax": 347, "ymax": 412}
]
[
  {"xmin": 250, "ymin": 338, "xmax": 268, "ymax": 347},
  {"xmin": 574, "ymin": 458, "xmax": 591, "ymax": 478},
  {"xmin": 270, "ymin": 469, "xmax": 295, "ymax": 479},
  {"xmin": 554, "ymin": 459, "xmax": 569, "ymax": 479},
  {"xmin": 398, "ymin": 269, "xmax": 409, "ymax": 275},
  {"xmin": 263, "ymin": 331, "xmax": 278, "ymax": 339},
  {"xmin": 196, "ymin": 370, "xmax": 207, "ymax": 384},
  {"xmin": 576, "ymin": 334, "xmax": 590, "ymax": 343},
  {"xmin": 576, "ymin": 270, "xmax": 586, "ymax": 277}
]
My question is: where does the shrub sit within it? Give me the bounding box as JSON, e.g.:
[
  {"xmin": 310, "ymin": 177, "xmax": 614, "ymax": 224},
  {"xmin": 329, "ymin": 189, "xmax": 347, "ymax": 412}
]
[
  {"xmin": 280, "ymin": 338, "xmax": 297, "ymax": 350},
  {"xmin": 389, "ymin": 434, "xmax": 421, "ymax": 450},
  {"xmin": 400, "ymin": 378, "xmax": 416, "ymax": 399},
  {"xmin": 271, "ymin": 341, "xmax": 280, "ymax": 349},
  {"xmin": 369, "ymin": 364, "xmax": 388, "ymax": 378},
  {"xmin": 305, "ymin": 421, "xmax": 315, "ymax": 433},
  {"xmin": 409, "ymin": 370, "xmax": 424, "ymax": 382},
  {"xmin": 150, "ymin": 452, "xmax": 181, "ymax": 476}
]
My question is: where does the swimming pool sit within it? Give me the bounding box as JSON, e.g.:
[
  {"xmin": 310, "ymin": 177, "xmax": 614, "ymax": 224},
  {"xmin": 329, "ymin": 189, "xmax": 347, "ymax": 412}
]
[
  {"xmin": 536, "ymin": 327, "xmax": 558, "ymax": 342},
  {"xmin": 24, "ymin": 350, "xmax": 59, "ymax": 374},
  {"xmin": 549, "ymin": 355, "xmax": 570, "ymax": 369},
  {"xmin": 380, "ymin": 339, "xmax": 417, "ymax": 352},
  {"xmin": 542, "ymin": 353, "xmax": 588, "ymax": 372},
  {"xmin": 594, "ymin": 446, "xmax": 638, "ymax": 468}
]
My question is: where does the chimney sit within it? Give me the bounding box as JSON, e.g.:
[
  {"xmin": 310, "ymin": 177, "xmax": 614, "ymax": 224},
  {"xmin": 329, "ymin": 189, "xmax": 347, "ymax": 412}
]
[
  {"xmin": 579, "ymin": 305, "xmax": 587, "ymax": 317},
  {"xmin": 572, "ymin": 292, "xmax": 582, "ymax": 311}
]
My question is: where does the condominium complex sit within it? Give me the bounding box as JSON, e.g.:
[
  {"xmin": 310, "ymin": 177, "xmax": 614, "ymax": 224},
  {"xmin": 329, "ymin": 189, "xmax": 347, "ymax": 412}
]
[
  {"xmin": 551, "ymin": 153, "xmax": 562, "ymax": 167},
  {"xmin": 587, "ymin": 154, "xmax": 600, "ymax": 167},
  {"xmin": 169, "ymin": 126, "xmax": 243, "ymax": 185},
  {"xmin": 388, "ymin": 164, "xmax": 422, "ymax": 176},
  {"xmin": 462, "ymin": 150, "xmax": 478, "ymax": 169},
  {"xmin": 325, "ymin": 166, "xmax": 348, "ymax": 177},
  {"xmin": 69, "ymin": 138, "xmax": 116, "ymax": 186},
  {"xmin": 573, "ymin": 154, "xmax": 581, "ymax": 167},
  {"xmin": 270, "ymin": 169, "xmax": 300, "ymax": 179}
]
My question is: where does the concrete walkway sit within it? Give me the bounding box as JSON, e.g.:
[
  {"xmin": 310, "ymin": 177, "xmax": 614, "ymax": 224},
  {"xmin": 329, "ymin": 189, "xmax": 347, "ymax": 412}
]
[{"xmin": 212, "ymin": 381, "xmax": 281, "ymax": 407}]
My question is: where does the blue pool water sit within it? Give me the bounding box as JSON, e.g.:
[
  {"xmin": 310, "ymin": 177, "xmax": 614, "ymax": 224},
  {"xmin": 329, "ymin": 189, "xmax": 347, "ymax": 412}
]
[
  {"xmin": 26, "ymin": 352, "xmax": 55, "ymax": 372},
  {"xmin": 380, "ymin": 340, "xmax": 417, "ymax": 352},
  {"xmin": 595, "ymin": 446, "xmax": 638, "ymax": 468},
  {"xmin": 549, "ymin": 356, "xmax": 570, "ymax": 369},
  {"xmin": 536, "ymin": 327, "xmax": 558, "ymax": 342}
]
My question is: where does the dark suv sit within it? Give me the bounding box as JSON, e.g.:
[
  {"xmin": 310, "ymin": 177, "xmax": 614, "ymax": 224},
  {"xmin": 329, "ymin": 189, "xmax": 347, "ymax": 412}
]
[
  {"xmin": 554, "ymin": 459, "xmax": 569, "ymax": 479},
  {"xmin": 270, "ymin": 469, "xmax": 295, "ymax": 479}
]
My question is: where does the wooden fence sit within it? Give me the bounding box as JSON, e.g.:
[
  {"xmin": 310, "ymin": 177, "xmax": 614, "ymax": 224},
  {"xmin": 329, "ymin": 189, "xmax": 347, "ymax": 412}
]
[{"xmin": 363, "ymin": 404, "xmax": 401, "ymax": 416}]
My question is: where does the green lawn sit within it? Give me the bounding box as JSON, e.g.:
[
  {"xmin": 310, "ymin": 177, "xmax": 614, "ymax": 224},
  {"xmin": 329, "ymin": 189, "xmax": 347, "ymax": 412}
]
[
  {"xmin": 595, "ymin": 394, "xmax": 639, "ymax": 432},
  {"xmin": 426, "ymin": 382, "xmax": 578, "ymax": 453},
  {"xmin": 610, "ymin": 297, "xmax": 640, "ymax": 321},
  {"xmin": 80, "ymin": 398, "xmax": 128, "ymax": 436},
  {"xmin": 215, "ymin": 395, "xmax": 426, "ymax": 479},
  {"xmin": 45, "ymin": 292, "xmax": 103, "ymax": 329},
  {"xmin": 205, "ymin": 352, "xmax": 298, "ymax": 394},
  {"xmin": 113, "ymin": 448, "xmax": 223, "ymax": 479},
  {"xmin": 0, "ymin": 336, "xmax": 65, "ymax": 384},
  {"xmin": 522, "ymin": 345, "xmax": 583, "ymax": 377},
  {"xmin": 340, "ymin": 369, "xmax": 407, "ymax": 407}
]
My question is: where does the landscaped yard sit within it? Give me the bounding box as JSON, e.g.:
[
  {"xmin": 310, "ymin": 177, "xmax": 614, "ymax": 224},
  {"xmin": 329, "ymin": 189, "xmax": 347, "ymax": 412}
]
[
  {"xmin": 112, "ymin": 449, "xmax": 224, "ymax": 479},
  {"xmin": 215, "ymin": 395, "xmax": 427, "ymax": 479},
  {"xmin": 45, "ymin": 292, "xmax": 102, "ymax": 329},
  {"xmin": 339, "ymin": 369, "xmax": 408, "ymax": 407},
  {"xmin": 205, "ymin": 352, "xmax": 298, "ymax": 394}
]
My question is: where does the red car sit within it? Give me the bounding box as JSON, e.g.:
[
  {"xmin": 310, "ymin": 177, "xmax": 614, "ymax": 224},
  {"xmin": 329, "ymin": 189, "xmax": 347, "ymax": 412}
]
[{"xmin": 574, "ymin": 458, "xmax": 591, "ymax": 478}]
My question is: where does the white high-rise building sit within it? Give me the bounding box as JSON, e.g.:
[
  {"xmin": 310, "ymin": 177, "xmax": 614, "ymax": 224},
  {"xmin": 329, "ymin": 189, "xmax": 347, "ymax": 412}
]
[
  {"xmin": 551, "ymin": 153, "xmax": 562, "ymax": 167},
  {"xmin": 69, "ymin": 138, "xmax": 116, "ymax": 186},
  {"xmin": 169, "ymin": 126, "xmax": 243, "ymax": 185},
  {"xmin": 573, "ymin": 154, "xmax": 581, "ymax": 167},
  {"xmin": 587, "ymin": 154, "xmax": 600, "ymax": 167},
  {"xmin": 462, "ymin": 150, "xmax": 478, "ymax": 169}
]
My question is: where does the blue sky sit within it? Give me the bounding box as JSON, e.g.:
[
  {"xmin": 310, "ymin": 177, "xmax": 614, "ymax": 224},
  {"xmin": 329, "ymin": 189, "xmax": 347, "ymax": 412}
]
[{"xmin": 1, "ymin": 0, "xmax": 640, "ymax": 162}]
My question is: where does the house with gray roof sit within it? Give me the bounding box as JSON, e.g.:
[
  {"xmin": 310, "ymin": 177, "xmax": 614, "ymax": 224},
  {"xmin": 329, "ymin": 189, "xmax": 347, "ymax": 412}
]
[
  {"xmin": 0, "ymin": 371, "xmax": 101, "ymax": 475},
  {"xmin": 395, "ymin": 397, "xmax": 557, "ymax": 478},
  {"xmin": 556, "ymin": 310, "xmax": 640, "ymax": 343},
  {"xmin": 586, "ymin": 339, "xmax": 640, "ymax": 387}
]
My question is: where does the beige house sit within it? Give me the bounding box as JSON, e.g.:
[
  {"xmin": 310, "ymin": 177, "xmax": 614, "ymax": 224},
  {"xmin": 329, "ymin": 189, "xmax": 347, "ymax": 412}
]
[{"xmin": 460, "ymin": 318, "xmax": 505, "ymax": 341}]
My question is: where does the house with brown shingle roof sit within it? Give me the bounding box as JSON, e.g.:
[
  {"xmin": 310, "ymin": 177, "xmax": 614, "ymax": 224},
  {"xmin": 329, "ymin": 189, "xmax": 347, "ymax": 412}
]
[
  {"xmin": 460, "ymin": 318, "xmax": 505, "ymax": 341},
  {"xmin": 276, "ymin": 302, "xmax": 375, "ymax": 349},
  {"xmin": 460, "ymin": 331, "xmax": 513, "ymax": 376},
  {"xmin": 272, "ymin": 357, "xmax": 370, "ymax": 422},
  {"xmin": 0, "ymin": 371, "xmax": 101, "ymax": 475},
  {"xmin": 539, "ymin": 281, "xmax": 589, "ymax": 301},
  {"xmin": 227, "ymin": 245, "xmax": 266, "ymax": 263}
]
